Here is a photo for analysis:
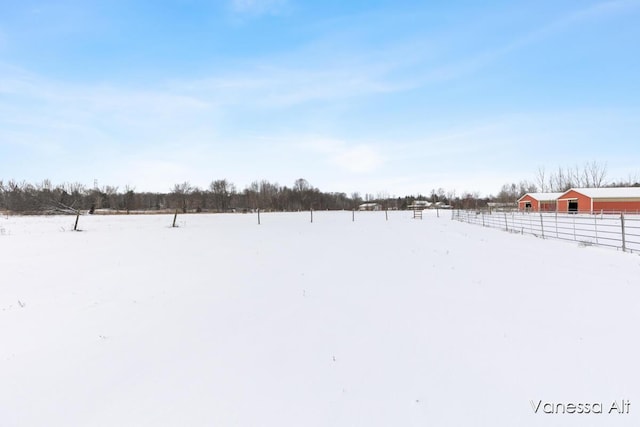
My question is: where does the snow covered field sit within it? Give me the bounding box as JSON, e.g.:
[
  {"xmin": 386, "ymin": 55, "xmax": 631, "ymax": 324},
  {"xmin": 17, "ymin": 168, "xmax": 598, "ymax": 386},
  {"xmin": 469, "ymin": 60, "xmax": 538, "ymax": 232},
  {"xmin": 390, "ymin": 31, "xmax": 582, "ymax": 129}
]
[{"xmin": 2, "ymin": 210, "xmax": 640, "ymax": 426}]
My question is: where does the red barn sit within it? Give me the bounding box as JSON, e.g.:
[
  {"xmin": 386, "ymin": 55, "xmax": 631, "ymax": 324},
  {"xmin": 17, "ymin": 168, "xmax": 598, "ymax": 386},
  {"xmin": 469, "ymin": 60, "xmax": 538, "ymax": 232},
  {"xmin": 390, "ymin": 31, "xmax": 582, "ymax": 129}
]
[
  {"xmin": 557, "ymin": 188, "xmax": 640, "ymax": 213},
  {"xmin": 517, "ymin": 193, "xmax": 563, "ymax": 212}
]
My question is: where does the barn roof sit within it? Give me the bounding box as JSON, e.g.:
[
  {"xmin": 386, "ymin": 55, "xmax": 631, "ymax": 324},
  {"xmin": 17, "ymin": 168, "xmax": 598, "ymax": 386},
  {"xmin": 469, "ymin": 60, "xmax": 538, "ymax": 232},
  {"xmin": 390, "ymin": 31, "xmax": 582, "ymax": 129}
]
[
  {"xmin": 561, "ymin": 187, "xmax": 640, "ymax": 199},
  {"xmin": 517, "ymin": 192, "xmax": 563, "ymax": 202}
]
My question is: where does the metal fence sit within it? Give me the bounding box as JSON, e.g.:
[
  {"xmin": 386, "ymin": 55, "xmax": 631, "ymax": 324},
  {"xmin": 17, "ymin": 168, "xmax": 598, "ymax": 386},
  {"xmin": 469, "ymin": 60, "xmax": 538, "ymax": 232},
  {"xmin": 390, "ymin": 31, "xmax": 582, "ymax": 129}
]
[{"xmin": 452, "ymin": 209, "xmax": 640, "ymax": 254}]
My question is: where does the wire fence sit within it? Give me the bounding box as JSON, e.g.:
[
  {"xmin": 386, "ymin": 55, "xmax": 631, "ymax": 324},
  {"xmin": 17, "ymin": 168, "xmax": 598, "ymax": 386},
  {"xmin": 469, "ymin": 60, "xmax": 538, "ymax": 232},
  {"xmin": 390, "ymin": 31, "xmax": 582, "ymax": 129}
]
[{"xmin": 452, "ymin": 209, "xmax": 640, "ymax": 254}]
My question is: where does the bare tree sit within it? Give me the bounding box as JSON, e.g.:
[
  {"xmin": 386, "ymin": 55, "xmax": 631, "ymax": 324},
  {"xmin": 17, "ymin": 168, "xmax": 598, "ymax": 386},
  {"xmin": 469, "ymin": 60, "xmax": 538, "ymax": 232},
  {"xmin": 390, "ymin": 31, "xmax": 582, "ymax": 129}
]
[
  {"xmin": 244, "ymin": 181, "xmax": 260, "ymax": 211},
  {"xmin": 293, "ymin": 178, "xmax": 310, "ymax": 193},
  {"xmin": 543, "ymin": 161, "xmax": 608, "ymax": 191},
  {"xmin": 170, "ymin": 182, "xmax": 194, "ymax": 213},
  {"xmin": 550, "ymin": 166, "xmax": 573, "ymax": 192},
  {"xmin": 292, "ymin": 178, "xmax": 312, "ymax": 210},
  {"xmin": 350, "ymin": 192, "xmax": 361, "ymax": 209},
  {"xmin": 495, "ymin": 181, "xmax": 537, "ymax": 203},
  {"xmin": 209, "ymin": 179, "xmax": 235, "ymax": 212},
  {"xmin": 535, "ymin": 167, "xmax": 548, "ymax": 193},
  {"xmin": 259, "ymin": 181, "xmax": 274, "ymax": 210},
  {"xmin": 123, "ymin": 185, "xmax": 136, "ymax": 212},
  {"xmin": 583, "ymin": 160, "xmax": 608, "ymax": 188}
]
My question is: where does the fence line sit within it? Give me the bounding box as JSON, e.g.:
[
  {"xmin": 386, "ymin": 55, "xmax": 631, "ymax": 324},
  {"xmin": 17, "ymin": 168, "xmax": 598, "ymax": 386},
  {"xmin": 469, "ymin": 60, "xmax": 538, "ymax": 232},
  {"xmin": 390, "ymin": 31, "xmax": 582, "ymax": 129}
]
[{"xmin": 452, "ymin": 209, "xmax": 640, "ymax": 254}]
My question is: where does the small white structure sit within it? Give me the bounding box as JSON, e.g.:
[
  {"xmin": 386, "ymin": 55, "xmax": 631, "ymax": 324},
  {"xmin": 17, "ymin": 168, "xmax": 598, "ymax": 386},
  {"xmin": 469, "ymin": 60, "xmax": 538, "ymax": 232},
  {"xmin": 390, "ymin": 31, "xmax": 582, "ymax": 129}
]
[
  {"xmin": 433, "ymin": 201, "xmax": 452, "ymax": 209},
  {"xmin": 408, "ymin": 200, "xmax": 432, "ymax": 210},
  {"xmin": 358, "ymin": 203, "xmax": 381, "ymax": 211}
]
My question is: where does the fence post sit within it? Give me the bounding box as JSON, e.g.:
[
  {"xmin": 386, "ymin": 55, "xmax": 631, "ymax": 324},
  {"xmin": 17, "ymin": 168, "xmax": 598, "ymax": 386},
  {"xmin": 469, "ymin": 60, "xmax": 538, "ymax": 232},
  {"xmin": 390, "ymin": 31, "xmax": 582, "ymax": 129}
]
[
  {"xmin": 621, "ymin": 213, "xmax": 626, "ymax": 252},
  {"xmin": 258, "ymin": 208, "xmax": 261, "ymax": 225},
  {"xmin": 311, "ymin": 208, "xmax": 313, "ymax": 223},
  {"xmin": 594, "ymin": 215, "xmax": 599, "ymax": 245},
  {"xmin": 482, "ymin": 212, "xmax": 485, "ymax": 227},
  {"xmin": 385, "ymin": 209, "xmax": 388, "ymax": 221},
  {"xmin": 504, "ymin": 212, "xmax": 508, "ymax": 232},
  {"xmin": 540, "ymin": 212, "xmax": 544, "ymax": 238},
  {"xmin": 573, "ymin": 215, "xmax": 576, "ymax": 241},
  {"xmin": 172, "ymin": 210, "xmax": 178, "ymax": 228},
  {"xmin": 352, "ymin": 209, "xmax": 355, "ymax": 222},
  {"xmin": 74, "ymin": 212, "xmax": 80, "ymax": 231}
]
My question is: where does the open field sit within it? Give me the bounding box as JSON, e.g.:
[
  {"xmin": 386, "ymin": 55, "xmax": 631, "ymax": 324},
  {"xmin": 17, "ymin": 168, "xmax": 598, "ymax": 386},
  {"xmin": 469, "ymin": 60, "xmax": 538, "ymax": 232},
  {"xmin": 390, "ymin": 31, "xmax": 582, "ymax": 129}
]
[{"xmin": 2, "ymin": 211, "xmax": 640, "ymax": 426}]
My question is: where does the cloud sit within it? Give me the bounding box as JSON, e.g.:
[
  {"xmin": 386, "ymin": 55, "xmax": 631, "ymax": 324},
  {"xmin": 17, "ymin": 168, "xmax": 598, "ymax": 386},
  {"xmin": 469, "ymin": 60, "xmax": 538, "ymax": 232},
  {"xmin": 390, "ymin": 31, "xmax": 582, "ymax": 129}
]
[
  {"xmin": 230, "ymin": 0, "xmax": 288, "ymax": 15},
  {"xmin": 0, "ymin": 66, "xmax": 214, "ymax": 143},
  {"xmin": 301, "ymin": 137, "xmax": 385, "ymax": 174},
  {"xmin": 569, "ymin": 0, "xmax": 640, "ymax": 21},
  {"xmin": 332, "ymin": 145, "xmax": 385, "ymax": 174},
  {"xmin": 170, "ymin": 59, "xmax": 404, "ymax": 109},
  {"xmin": 0, "ymin": 65, "xmax": 225, "ymax": 191},
  {"xmin": 389, "ymin": 0, "xmax": 640, "ymax": 90}
]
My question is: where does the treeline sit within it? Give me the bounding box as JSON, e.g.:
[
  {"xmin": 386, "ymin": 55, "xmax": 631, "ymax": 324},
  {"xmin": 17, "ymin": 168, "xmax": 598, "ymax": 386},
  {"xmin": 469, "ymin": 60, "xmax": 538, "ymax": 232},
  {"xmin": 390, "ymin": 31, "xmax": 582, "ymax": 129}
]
[
  {"xmin": 0, "ymin": 178, "xmax": 451, "ymax": 214},
  {"xmin": 3, "ymin": 162, "xmax": 638, "ymax": 214}
]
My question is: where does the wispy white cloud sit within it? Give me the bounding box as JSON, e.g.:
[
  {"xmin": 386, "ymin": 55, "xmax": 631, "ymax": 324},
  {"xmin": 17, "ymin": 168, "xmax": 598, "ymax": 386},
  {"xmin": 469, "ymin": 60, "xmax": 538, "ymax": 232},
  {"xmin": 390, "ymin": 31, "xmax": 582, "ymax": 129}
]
[
  {"xmin": 0, "ymin": 66, "xmax": 224, "ymax": 190},
  {"xmin": 567, "ymin": 0, "xmax": 640, "ymax": 22},
  {"xmin": 299, "ymin": 136, "xmax": 385, "ymax": 174},
  {"xmin": 230, "ymin": 0, "xmax": 288, "ymax": 16},
  {"xmin": 499, "ymin": 0, "xmax": 639, "ymax": 53},
  {"xmin": 171, "ymin": 58, "xmax": 405, "ymax": 109},
  {"xmin": 394, "ymin": 0, "xmax": 640, "ymax": 88},
  {"xmin": 381, "ymin": 108, "xmax": 640, "ymax": 195},
  {"xmin": 0, "ymin": 59, "xmax": 392, "ymax": 190},
  {"xmin": 332, "ymin": 145, "xmax": 385, "ymax": 174},
  {"xmin": 0, "ymin": 66, "xmax": 213, "ymax": 138},
  {"xmin": 4, "ymin": 57, "xmax": 638, "ymax": 196}
]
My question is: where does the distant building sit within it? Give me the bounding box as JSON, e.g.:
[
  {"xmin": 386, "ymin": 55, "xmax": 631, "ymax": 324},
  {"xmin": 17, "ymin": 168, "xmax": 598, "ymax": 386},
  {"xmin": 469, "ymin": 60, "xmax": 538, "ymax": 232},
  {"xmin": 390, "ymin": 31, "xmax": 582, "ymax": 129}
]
[
  {"xmin": 407, "ymin": 200, "xmax": 432, "ymax": 210},
  {"xmin": 487, "ymin": 202, "xmax": 517, "ymax": 211},
  {"xmin": 433, "ymin": 201, "xmax": 452, "ymax": 209},
  {"xmin": 358, "ymin": 203, "xmax": 381, "ymax": 211}
]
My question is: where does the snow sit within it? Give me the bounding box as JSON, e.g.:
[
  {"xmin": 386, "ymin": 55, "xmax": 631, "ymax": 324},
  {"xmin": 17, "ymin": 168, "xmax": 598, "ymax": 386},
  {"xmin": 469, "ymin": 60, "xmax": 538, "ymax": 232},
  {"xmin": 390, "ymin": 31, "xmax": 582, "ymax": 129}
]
[
  {"xmin": 565, "ymin": 187, "xmax": 640, "ymax": 199},
  {"xmin": 519, "ymin": 192, "xmax": 564, "ymax": 201},
  {"xmin": 2, "ymin": 210, "xmax": 640, "ymax": 426}
]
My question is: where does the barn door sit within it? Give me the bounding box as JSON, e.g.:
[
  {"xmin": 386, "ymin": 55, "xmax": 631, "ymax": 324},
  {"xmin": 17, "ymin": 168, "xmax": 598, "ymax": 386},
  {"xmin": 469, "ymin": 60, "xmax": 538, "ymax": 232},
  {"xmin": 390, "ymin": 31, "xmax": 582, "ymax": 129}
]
[{"xmin": 568, "ymin": 200, "xmax": 578, "ymax": 213}]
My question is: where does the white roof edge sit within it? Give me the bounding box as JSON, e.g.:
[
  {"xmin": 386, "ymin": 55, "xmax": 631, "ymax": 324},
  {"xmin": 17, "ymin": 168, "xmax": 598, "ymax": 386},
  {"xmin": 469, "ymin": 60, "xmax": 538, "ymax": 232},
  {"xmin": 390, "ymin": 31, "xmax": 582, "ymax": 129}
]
[
  {"xmin": 563, "ymin": 187, "xmax": 640, "ymax": 199},
  {"xmin": 518, "ymin": 192, "xmax": 563, "ymax": 202}
]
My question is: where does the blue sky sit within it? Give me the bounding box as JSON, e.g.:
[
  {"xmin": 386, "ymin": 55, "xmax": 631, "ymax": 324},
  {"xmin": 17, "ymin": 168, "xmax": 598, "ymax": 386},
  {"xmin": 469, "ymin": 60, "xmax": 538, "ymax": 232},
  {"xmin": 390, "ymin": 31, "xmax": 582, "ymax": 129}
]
[{"xmin": 1, "ymin": 0, "xmax": 639, "ymax": 196}]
